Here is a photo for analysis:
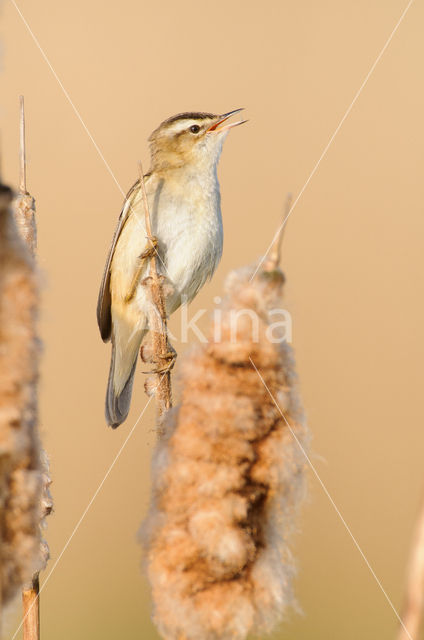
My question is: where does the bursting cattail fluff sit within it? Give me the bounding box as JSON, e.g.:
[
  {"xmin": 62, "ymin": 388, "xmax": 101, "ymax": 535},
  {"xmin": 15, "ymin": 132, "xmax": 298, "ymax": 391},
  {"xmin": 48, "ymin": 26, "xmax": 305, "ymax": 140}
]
[
  {"xmin": 0, "ymin": 184, "xmax": 43, "ymax": 606},
  {"xmin": 13, "ymin": 191, "xmax": 37, "ymax": 257},
  {"xmin": 142, "ymin": 260, "xmax": 309, "ymax": 640},
  {"xmin": 12, "ymin": 182, "xmax": 53, "ymax": 582}
]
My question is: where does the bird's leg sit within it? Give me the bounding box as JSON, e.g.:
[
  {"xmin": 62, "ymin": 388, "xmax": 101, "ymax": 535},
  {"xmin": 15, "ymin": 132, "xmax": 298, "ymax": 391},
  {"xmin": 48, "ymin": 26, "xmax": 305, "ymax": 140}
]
[
  {"xmin": 149, "ymin": 274, "xmax": 177, "ymax": 372},
  {"xmin": 152, "ymin": 341, "xmax": 177, "ymax": 374},
  {"xmin": 140, "ymin": 235, "xmax": 159, "ymax": 260},
  {"xmin": 124, "ymin": 236, "xmax": 159, "ymax": 303},
  {"xmin": 143, "ymin": 339, "xmax": 177, "ymax": 374},
  {"xmin": 140, "ymin": 269, "xmax": 176, "ymax": 374}
]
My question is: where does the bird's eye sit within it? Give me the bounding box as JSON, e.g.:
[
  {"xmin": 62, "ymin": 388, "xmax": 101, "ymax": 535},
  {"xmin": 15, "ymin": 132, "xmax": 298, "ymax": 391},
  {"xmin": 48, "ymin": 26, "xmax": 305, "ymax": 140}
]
[{"xmin": 189, "ymin": 125, "xmax": 200, "ymax": 134}]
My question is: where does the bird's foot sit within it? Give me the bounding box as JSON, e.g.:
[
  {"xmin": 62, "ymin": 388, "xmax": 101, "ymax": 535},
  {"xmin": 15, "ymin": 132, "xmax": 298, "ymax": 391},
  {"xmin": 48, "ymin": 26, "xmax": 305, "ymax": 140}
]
[
  {"xmin": 143, "ymin": 346, "xmax": 177, "ymax": 375},
  {"xmin": 139, "ymin": 235, "xmax": 158, "ymax": 260},
  {"xmin": 124, "ymin": 237, "xmax": 160, "ymax": 303}
]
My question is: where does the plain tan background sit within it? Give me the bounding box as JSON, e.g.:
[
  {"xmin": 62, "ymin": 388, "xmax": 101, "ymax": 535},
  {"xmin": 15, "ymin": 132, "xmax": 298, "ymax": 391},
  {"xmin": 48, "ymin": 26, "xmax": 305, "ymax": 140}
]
[{"xmin": 1, "ymin": 0, "xmax": 424, "ymax": 638}]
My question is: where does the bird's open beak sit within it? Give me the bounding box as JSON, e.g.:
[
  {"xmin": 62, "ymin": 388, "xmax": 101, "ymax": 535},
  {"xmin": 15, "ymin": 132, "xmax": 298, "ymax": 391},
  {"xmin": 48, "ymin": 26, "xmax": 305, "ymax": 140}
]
[{"xmin": 207, "ymin": 108, "xmax": 247, "ymax": 133}]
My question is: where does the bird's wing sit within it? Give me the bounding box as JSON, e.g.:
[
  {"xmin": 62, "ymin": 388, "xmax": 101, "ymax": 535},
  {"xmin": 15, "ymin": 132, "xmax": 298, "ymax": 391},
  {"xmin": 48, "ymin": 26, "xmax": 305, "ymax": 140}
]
[{"xmin": 96, "ymin": 180, "xmax": 142, "ymax": 341}]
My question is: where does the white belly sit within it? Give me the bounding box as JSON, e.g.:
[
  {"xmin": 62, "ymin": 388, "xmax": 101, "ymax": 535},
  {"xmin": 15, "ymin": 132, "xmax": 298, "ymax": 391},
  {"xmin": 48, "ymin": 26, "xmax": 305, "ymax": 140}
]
[
  {"xmin": 111, "ymin": 171, "xmax": 223, "ymax": 324},
  {"xmin": 151, "ymin": 174, "xmax": 223, "ymax": 312}
]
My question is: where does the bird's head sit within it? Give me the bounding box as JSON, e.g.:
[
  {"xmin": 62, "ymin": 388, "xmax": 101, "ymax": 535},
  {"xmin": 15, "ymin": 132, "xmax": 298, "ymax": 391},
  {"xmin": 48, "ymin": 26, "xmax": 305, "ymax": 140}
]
[{"xmin": 148, "ymin": 109, "xmax": 246, "ymax": 172}]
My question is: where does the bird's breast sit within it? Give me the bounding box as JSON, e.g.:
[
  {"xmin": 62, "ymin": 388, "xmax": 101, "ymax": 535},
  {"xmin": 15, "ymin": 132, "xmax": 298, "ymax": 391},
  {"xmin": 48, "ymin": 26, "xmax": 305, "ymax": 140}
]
[{"xmin": 152, "ymin": 172, "xmax": 223, "ymax": 308}]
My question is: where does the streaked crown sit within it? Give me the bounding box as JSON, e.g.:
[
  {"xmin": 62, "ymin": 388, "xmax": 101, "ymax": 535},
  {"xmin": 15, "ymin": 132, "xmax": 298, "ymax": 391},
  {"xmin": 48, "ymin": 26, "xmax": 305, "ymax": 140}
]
[{"xmin": 148, "ymin": 110, "xmax": 246, "ymax": 171}]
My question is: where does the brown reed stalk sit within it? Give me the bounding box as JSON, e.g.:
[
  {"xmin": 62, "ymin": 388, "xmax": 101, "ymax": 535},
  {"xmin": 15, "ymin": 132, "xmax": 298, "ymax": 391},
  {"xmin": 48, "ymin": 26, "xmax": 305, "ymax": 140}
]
[
  {"xmin": 22, "ymin": 575, "xmax": 39, "ymax": 640},
  {"xmin": 137, "ymin": 163, "xmax": 173, "ymax": 422},
  {"xmin": 0, "ymin": 175, "xmax": 42, "ymax": 626},
  {"xmin": 8, "ymin": 96, "xmax": 51, "ymax": 640},
  {"xmin": 0, "ymin": 182, "xmax": 15, "ymax": 621},
  {"xmin": 14, "ymin": 97, "xmax": 36, "ymax": 256},
  {"xmin": 141, "ymin": 214, "xmax": 309, "ymax": 640},
  {"xmin": 397, "ymin": 497, "xmax": 424, "ymax": 640}
]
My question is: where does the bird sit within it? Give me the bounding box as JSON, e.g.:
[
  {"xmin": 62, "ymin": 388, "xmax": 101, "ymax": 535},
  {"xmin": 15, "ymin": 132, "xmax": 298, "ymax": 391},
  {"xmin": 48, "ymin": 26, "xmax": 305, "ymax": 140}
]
[{"xmin": 97, "ymin": 109, "xmax": 246, "ymax": 428}]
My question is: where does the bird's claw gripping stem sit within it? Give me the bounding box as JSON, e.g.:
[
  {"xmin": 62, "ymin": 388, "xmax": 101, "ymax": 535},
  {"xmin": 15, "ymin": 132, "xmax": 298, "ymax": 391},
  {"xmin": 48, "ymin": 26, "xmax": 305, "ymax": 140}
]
[
  {"xmin": 125, "ymin": 236, "xmax": 159, "ymax": 303},
  {"xmin": 139, "ymin": 235, "xmax": 158, "ymax": 260},
  {"xmin": 143, "ymin": 348, "xmax": 177, "ymax": 375}
]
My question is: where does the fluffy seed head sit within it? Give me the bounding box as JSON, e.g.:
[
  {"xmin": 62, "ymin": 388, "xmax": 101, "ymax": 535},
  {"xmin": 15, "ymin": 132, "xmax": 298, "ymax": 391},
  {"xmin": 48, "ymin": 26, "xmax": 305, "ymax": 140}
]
[
  {"xmin": 141, "ymin": 262, "xmax": 309, "ymax": 640},
  {"xmin": 0, "ymin": 191, "xmax": 44, "ymax": 604}
]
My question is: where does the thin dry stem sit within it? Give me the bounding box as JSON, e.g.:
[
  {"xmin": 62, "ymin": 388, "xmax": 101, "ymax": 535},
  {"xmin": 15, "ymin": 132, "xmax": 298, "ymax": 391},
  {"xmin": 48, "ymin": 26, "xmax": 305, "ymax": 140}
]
[
  {"xmin": 19, "ymin": 96, "xmax": 27, "ymax": 195},
  {"xmin": 398, "ymin": 497, "xmax": 424, "ymax": 640},
  {"xmin": 263, "ymin": 193, "xmax": 292, "ymax": 272},
  {"xmin": 138, "ymin": 162, "xmax": 173, "ymax": 421},
  {"xmin": 12, "ymin": 99, "xmax": 50, "ymax": 640},
  {"xmin": 14, "ymin": 98, "xmax": 36, "ymax": 256},
  {"xmin": 22, "ymin": 576, "xmax": 39, "ymax": 640},
  {"xmin": 139, "ymin": 162, "xmax": 154, "ymax": 241},
  {"xmin": 0, "ymin": 186, "xmax": 13, "ymax": 628}
]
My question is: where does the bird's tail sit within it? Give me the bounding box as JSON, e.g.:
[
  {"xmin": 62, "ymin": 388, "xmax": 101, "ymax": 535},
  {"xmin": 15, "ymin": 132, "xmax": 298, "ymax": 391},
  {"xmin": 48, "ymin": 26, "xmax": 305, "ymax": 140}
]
[{"xmin": 105, "ymin": 328, "xmax": 145, "ymax": 428}]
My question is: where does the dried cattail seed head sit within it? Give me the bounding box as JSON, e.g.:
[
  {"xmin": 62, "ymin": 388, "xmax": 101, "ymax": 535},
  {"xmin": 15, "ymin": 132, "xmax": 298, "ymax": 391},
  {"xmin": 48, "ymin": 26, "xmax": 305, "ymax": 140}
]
[
  {"xmin": 0, "ymin": 186, "xmax": 43, "ymax": 605},
  {"xmin": 142, "ymin": 261, "xmax": 309, "ymax": 640}
]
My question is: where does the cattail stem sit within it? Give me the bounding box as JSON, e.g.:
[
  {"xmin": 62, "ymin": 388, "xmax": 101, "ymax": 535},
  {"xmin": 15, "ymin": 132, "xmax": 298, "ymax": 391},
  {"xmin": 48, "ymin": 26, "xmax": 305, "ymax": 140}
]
[
  {"xmin": 0, "ymin": 409, "xmax": 7, "ymax": 633},
  {"xmin": 263, "ymin": 193, "xmax": 292, "ymax": 272},
  {"xmin": 397, "ymin": 497, "xmax": 424, "ymax": 640},
  {"xmin": 22, "ymin": 576, "xmax": 40, "ymax": 640},
  {"xmin": 0, "ymin": 188, "xmax": 7, "ymax": 630},
  {"xmin": 17, "ymin": 95, "xmax": 40, "ymax": 640},
  {"xmin": 0, "ymin": 185, "xmax": 13, "ymax": 631},
  {"xmin": 138, "ymin": 162, "xmax": 173, "ymax": 420},
  {"xmin": 14, "ymin": 97, "xmax": 36, "ymax": 255},
  {"xmin": 19, "ymin": 96, "xmax": 27, "ymax": 195},
  {"xmin": 14, "ymin": 97, "xmax": 42, "ymax": 640}
]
